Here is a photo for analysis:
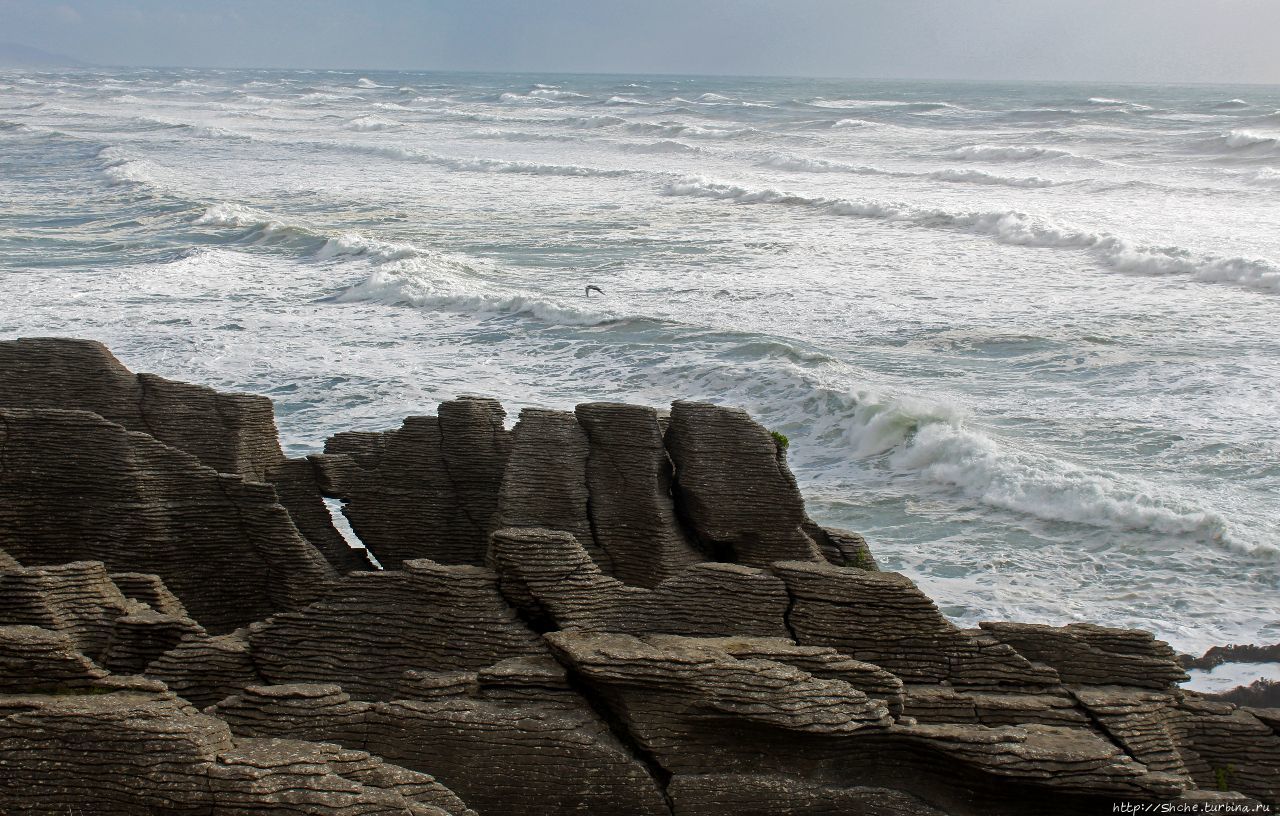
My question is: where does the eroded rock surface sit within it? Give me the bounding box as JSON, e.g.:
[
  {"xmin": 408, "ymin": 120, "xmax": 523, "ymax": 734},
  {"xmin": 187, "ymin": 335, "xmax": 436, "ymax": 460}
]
[
  {"xmin": 3, "ymin": 339, "xmax": 1278, "ymax": 815},
  {"xmin": 0, "ymin": 407, "xmax": 334, "ymax": 633}
]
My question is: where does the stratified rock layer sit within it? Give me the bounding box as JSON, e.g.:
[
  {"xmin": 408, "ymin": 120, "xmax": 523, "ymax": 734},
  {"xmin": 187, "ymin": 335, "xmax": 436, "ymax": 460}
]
[
  {"xmin": 0, "ymin": 337, "xmax": 360, "ymax": 573},
  {"xmin": 666, "ymin": 401, "xmax": 823, "ymax": 565},
  {"xmin": 2, "ymin": 339, "xmax": 1278, "ymax": 815},
  {"xmin": 0, "ymin": 408, "xmax": 334, "ymax": 633},
  {"xmin": 318, "ymin": 399, "xmax": 511, "ymax": 568}
]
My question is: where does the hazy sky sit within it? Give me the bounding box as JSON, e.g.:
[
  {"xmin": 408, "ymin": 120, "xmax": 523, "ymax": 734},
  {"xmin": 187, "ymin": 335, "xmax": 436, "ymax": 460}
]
[{"xmin": 2, "ymin": 0, "xmax": 1278, "ymax": 84}]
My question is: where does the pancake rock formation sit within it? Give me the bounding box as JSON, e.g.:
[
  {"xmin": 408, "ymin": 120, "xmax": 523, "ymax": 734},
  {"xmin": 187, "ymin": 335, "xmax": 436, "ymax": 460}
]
[{"xmin": 0, "ymin": 337, "xmax": 1276, "ymax": 816}]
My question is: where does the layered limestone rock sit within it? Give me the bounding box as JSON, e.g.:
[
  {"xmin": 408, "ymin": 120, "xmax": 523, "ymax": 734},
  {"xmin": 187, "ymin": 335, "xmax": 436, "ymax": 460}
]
[
  {"xmin": 248, "ymin": 560, "xmax": 545, "ymax": 700},
  {"xmin": 0, "ymin": 559, "xmax": 137, "ymax": 658},
  {"xmin": 496, "ymin": 408, "xmax": 605, "ymax": 565},
  {"xmin": 981, "ymin": 621, "xmax": 1189, "ymax": 688},
  {"xmin": 318, "ymin": 399, "xmax": 511, "ymax": 568},
  {"xmin": 0, "ymin": 687, "xmax": 475, "ymax": 815},
  {"xmin": 0, "ymin": 624, "xmax": 109, "ymax": 692},
  {"xmin": 4, "ymin": 341, "xmax": 1280, "ymax": 813},
  {"xmin": 665, "ymin": 401, "xmax": 824, "ymax": 565},
  {"xmin": 774, "ymin": 560, "xmax": 1059, "ymax": 687},
  {"xmin": 488, "ymin": 527, "xmax": 790, "ymax": 637},
  {"xmin": 0, "ymin": 337, "xmax": 360, "ymax": 573},
  {"xmin": 146, "ymin": 629, "xmax": 264, "ymax": 709},
  {"xmin": 268, "ymin": 455, "xmax": 373, "ymax": 573},
  {"xmin": 210, "ymin": 673, "xmax": 672, "ymax": 816},
  {"xmin": 0, "ymin": 408, "xmax": 334, "ymax": 633},
  {"xmin": 575, "ymin": 402, "xmax": 703, "ymax": 586},
  {"xmin": 1173, "ymin": 696, "xmax": 1280, "ymax": 804},
  {"xmin": 0, "ymin": 337, "xmax": 284, "ymax": 480}
]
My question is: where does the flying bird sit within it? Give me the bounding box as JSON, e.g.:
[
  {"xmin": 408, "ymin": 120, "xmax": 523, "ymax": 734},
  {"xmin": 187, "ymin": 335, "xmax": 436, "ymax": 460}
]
[{"xmin": 585, "ymin": 285, "xmax": 605, "ymax": 297}]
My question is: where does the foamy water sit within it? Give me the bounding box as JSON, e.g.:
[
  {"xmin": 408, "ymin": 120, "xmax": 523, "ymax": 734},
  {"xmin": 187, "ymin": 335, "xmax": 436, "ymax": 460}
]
[{"xmin": 2, "ymin": 68, "xmax": 1278, "ymax": 655}]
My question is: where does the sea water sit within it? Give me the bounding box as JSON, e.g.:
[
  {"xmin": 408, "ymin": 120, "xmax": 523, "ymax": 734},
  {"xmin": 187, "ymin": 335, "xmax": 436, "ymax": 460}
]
[{"xmin": 2, "ymin": 68, "xmax": 1278, "ymax": 667}]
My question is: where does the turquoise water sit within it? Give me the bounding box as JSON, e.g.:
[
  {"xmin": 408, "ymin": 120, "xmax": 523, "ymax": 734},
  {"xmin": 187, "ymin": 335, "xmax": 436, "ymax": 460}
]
[{"xmin": 2, "ymin": 68, "xmax": 1278, "ymax": 654}]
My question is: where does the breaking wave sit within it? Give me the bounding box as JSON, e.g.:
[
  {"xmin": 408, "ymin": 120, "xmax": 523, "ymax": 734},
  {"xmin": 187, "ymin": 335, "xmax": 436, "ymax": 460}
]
[
  {"xmin": 758, "ymin": 153, "xmax": 1056, "ymax": 188},
  {"xmin": 1213, "ymin": 129, "xmax": 1280, "ymax": 156},
  {"xmin": 945, "ymin": 144, "xmax": 1077, "ymax": 161},
  {"xmin": 809, "ymin": 99, "xmax": 961, "ymax": 113},
  {"xmin": 312, "ymin": 140, "xmax": 634, "ymax": 177},
  {"xmin": 678, "ymin": 357, "xmax": 1235, "ymax": 545},
  {"xmin": 661, "ymin": 177, "xmax": 1280, "ymax": 293},
  {"xmin": 346, "ymin": 114, "xmax": 401, "ymax": 131},
  {"xmin": 194, "ymin": 203, "xmax": 619, "ymax": 326}
]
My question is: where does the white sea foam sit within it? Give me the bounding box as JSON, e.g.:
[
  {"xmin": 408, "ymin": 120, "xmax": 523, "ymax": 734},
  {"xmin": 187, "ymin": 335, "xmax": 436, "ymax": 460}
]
[
  {"xmin": 759, "ymin": 153, "xmax": 1056, "ymax": 188},
  {"xmin": 811, "ymin": 98, "xmax": 959, "ymax": 112},
  {"xmin": 528, "ymin": 88, "xmax": 588, "ymax": 100},
  {"xmin": 924, "ymin": 168, "xmax": 1056, "ymax": 188},
  {"xmin": 945, "ymin": 144, "xmax": 1076, "ymax": 161},
  {"xmin": 346, "ymin": 114, "xmax": 401, "ymax": 131},
  {"xmin": 335, "ymin": 259, "xmax": 617, "ymax": 327},
  {"xmin": 621, "ymin": 140, "xmax": 700, "ymax": 154},
  {"xmin": 304, "ymin": 140, "xmax": 633, "ymax": 177},
  {"xmin": 468, "ymin": 127, "xmax": 580, "ymax": 142},
  {"xmin": 192, "ymin": 203, "xmax": 624, "ymax": 327},
  {"xmin": 1212, "ymin": 99, "xmax": 1250, "ymax": 110},
  {"xmin": 1246, "ymin": 167, "xmax": 1280, "ymax": 187},
  {"xmin": 695, "ymin": 360, "xmax": 1235, "ymax": 544},
  {"xmin": 626, "ymin": 121, "xmax": 762, "ymax": 140},
  {"xmin": 355, "ymin": 77, "xmax": 381, "ymax": 89},
  {"xmin": 563, "ymin": 115, "xmax": 625, "ymax": 128},
  {"xmin": 662, "ymin": 177, "xmax": 1280, "ymax": 293},
  {"xmin": 97, "ymin": 146, "xmax": 164, "ymax": 189},
  {"xmin": 1217, "ymin": 129, "xmax": 1280, "ymax": 155}
]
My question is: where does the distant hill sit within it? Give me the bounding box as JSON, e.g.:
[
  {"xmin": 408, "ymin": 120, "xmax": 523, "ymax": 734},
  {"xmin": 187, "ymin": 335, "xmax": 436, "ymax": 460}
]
[{"xmin": 0, "ymin": 42, "xmax": 86, "ymax": 69}]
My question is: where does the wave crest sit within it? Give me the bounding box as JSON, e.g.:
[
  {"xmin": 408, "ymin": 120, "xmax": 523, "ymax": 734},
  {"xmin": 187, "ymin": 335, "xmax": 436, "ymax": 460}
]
[
  {"xmin": 945, "ymin": 144, "xmax": 1076, "ymax": 161},
  {"xmin": 662, "ymin": 177, "xmax": 1280, "ymax": 293}
]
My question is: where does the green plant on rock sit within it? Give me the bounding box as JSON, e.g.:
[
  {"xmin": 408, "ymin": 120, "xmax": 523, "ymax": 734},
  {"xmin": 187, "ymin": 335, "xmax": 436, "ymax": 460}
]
[
  {"xmin": 770, "ymin": 430, "xmax": 790, "ymax": 452},
  {"xmin": 1213, "ymin": 763, "xmax": 1236, "ymax": 792}
]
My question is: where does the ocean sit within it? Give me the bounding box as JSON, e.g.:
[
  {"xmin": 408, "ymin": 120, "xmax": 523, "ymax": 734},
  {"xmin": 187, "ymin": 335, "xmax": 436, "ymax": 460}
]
[{"xmin": 2, "ymin": 67, "xmax": 1277, "ymax": 663}]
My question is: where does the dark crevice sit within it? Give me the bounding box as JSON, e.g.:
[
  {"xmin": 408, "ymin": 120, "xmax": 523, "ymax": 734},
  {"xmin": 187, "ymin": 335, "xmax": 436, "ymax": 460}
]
[
  {"xmin": 492, "ymin": 568, "xmax": 559, "ymax": 635},
  {"xmin": 558, "ymin": 663, "xmax": 676, "ymax": 816},
  {"xmin": 779, "ymin": 579, "xmax": 803, "ymax": 645},
  {"xmin": 134, "ymin": 374, "xmax": 163, "ymax": 442},
  {"xmin": 433, "ymin": 417, "xmax": 484, "ymax": 553},
  {"xmin": 577, "ymin": 418, "xmax": 619, "ymax": 577},
  {"xmin": 582, "ymin": 473, "xmax": 619, "ymax": 577},
  {"xmin": 1070, "ymin": 690, "xmax": 1145, "ymax": 767},
  {"xmin": 0, "ymin": 411, "xmax": 11, "ymax": 478}
]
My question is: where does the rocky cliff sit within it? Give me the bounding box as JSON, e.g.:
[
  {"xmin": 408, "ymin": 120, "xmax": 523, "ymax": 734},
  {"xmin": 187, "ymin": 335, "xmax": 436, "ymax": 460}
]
[{"xmin": 1, "ymin": 338, "xmax": 1275, "ymax": 815}]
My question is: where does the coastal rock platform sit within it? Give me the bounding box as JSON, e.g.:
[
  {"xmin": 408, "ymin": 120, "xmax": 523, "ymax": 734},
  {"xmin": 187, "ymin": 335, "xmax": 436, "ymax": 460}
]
[{"xmin": 1, "ymin": 338, "xmax": 1275, "ymax": 815}]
